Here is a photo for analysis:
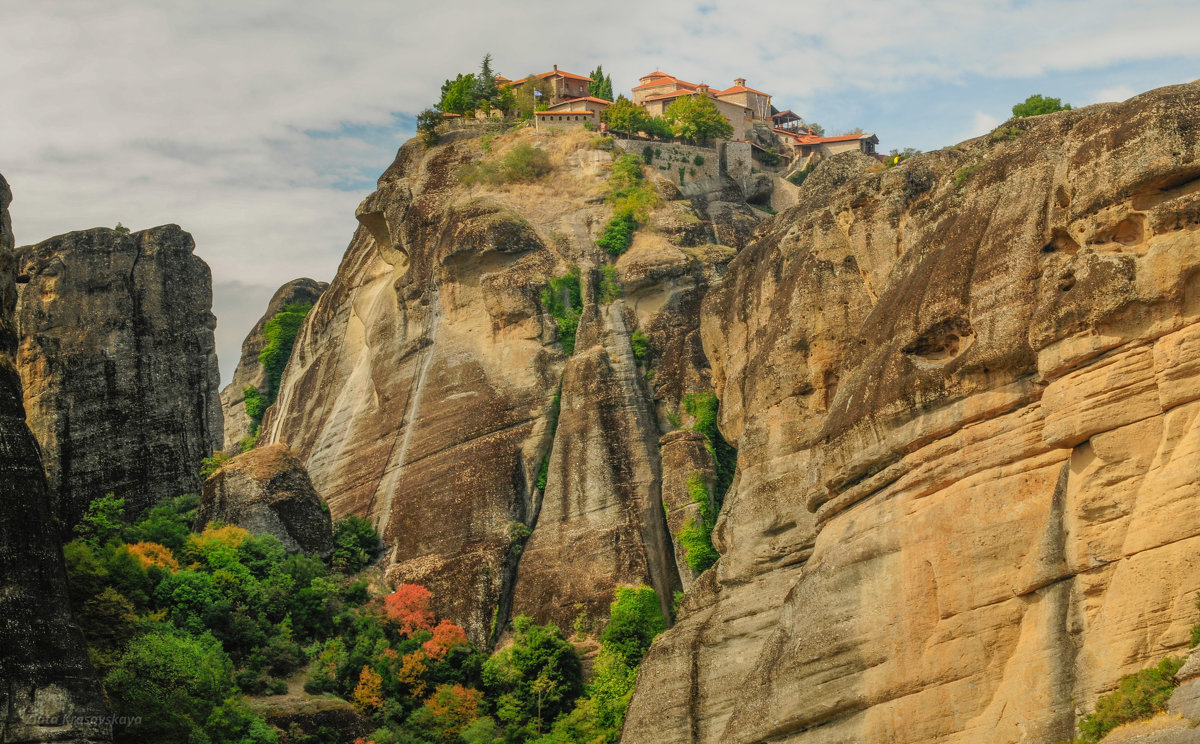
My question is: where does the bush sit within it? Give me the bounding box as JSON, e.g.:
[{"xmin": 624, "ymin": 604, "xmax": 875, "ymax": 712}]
[
  {"xmin": 682, "ymin": 392, "xmax": 737, "ymax": 500},
  {"xmin": 597, "ymin": 214, "xmax": 636, "ymax": 256},
  {"xmin": 758, "ymin": 148, "xmax": 781, "ymax": 166},
  {"xmin": 641, "ymin": 145, "xmax": 654, "ymax": 165},
  {"xmin": 588, "ymin": 136, "xmax": 614, "ymax": 151},
  {"xmin": 693, "ymin": 154, "xmax": 704, "ymax": 166},
  {"xmin": 482, "ymin": 616, "xmax": 584, "ymax": 739},
  {"xmin": 599, "ymin": 265, "xmax": 622, "ymax": 303},
  {"xmin": 331, "ymin": 516, "xmax": 382, "ymax": 573},
  {"xmin": 541, "ymin": 268, "xmax": 583, "ymax": 355},
  {"xmin": 462, "ymin": 143, "xmax": 552, "ymax": 185},
  {"xmin": 1012, "ymin": 94, "xmax": 1072, "ymax": 118},
  {"xmin": 1077, "ymin": 657, "xmax": 1184, "ymax": 743},
  {"xmin": 600, "ymin": 586, "xmax": 665, "ymax": 666},
  {"xmin": 630, "ymin": 327, "xmax": 649, "ymax": 364},
  {"xmin": 417, "ymin": 108, "xmax": 442, "ymax": 147},
  {"xmin": 75, "ymin": 493, "xmax": 126, "ymax": 546},
  {"xmin": 787, "ymin": 164, "xmax": 813, "ymax": 186},
  {"xmin": 259, "ymin": 303, "xmax": 312, "ymax": 402}
]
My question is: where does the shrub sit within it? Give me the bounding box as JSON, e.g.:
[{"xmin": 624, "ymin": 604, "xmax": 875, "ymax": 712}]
[
  {"xmin": 630, "ymin": 327, "xmax": 649, "ymax": 364},
  {"xmin": 541, "ymin": 268, "xmax": 583, "ymax": 354},
  {"xmin": 597, "ymin": 214, "xmax": 636, "ymax": 255},
  {"xmin": 417, "ymin": 108, "xmax": 442, "ymax": 147},
  {"xmin": 600, "ymin": 586, "xmax": 665, "ymax": 666},
  {"xmin": 1077, "ymin": 657, "xmax": 1184, "ymax": 743},
  {"xmin": 332, "ymin": 515, "xmax": 381, "ymax": 573},
  {"xmin": 641, "ymin": 145, "xmax": 654, "ymax": 165},
  {"xmin": 461, "ymin": 143, "xmax": 552, "ymax": 185},
  {"xmin": 243, "ymin": 384, "xmax": 267, "ymax": 424},
  {"xmin": 384, "ymin": 584, "xmax": 435, "ymax": 636},
  {"xmin": 678, "ymin": 472, "xmax": 718, "ymax": 572},
  {"xmin": 1012, "ymin": 94, "xmax": 1072, "ymax": 118},
  {"xmin": 482, "ymin": 616, "xmax": 584, "ymax": 738},
  {"xmin": 787, "ymin": 164, "xmax": 813, "ymax": 186},
  {"xmin": 75, "ymin": 493, "xmax": 126, "ymax": 546},
  {"xmin": 682, "ymin": 392, "xmax": 737, "ymax": 500},
  {"xmin": 588, "ymin": 136, "xmax": 614, "ymax": 151},
  {"xmin": 259, "ymin": 303, "xmax": 312, "ymax": 402},
  {"xmin": 758, "ymin": 148, "xmax": 781, "ymax": 166},
  {"xmin": 693, "ymin": 154, "xmax": 704, "ymax": 166},
  {"xmin": 599, "ymin": 265, "xmax": 622, "ymax": 303},
  {"xmin": 953, "ymin": 163, "xmax": 983, "ymax": 188}
]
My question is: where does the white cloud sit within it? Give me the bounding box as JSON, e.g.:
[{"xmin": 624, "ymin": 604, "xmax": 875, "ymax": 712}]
[
  {"xmin": 964, "ymin": 111, "xmax": 1003, "ymax": 141},
  {"xmin": 3, "ymin": 0, "xmax": 1199, "ymax": 383},
  {"xmin": 1091, "ymin": 84, "xmax": 1137, "ymax": 103}
]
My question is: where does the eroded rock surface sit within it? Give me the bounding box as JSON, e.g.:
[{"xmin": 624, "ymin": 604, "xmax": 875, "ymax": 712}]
[
  {"xmin": 196, "ymin": 442, "xmax": 334, "ymax": 556},
  {"xmin": 260, "ymin": 131, "xmax": 739, "ymax": 641},
  {"xmin": 15, "ymin": 225, "xmax": 222, "ymax": 531},
  {"xmin": 0, "ymin": 174, "xmax": 111, "ymax": 743},
  {"xmin": 623, "ymin": 81, "xmax": 1200, "ymax": 743},
  {"xmin": 220, "ymin": 278, "xmax": 327, "ymax": 448}
]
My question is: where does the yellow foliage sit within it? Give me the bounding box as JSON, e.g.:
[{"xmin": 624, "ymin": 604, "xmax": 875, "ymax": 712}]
[
  {"xmin": 353, "ymin": 665, "xmax": 384, "ymax": 713},
  {"xmin": 126, "ymin": 541, "xmax": 179, "ymax": 571},
  {"xmin": 187, "ymin": 523, "xmax": 251, "ymax": 553}
]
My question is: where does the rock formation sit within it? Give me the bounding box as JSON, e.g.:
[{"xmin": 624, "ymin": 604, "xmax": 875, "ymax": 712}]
[
  {"xmin": 15, "ymin": 224, "xmax": 223, "ymax": 531},
  {"xmin": 259, "ymin": 130, "xmax": 753, "ymax": 640},
  {"xmin": 220, "ymin": 278, "xmax": 327, "ymax": 448},
  {"xmin": 196, "ymin": 442, "xmax": 334, "ymax": 556},
  {"xmin": 0, "ymin": 173, "xmax": 111, "ymax": 743},
  {"xmin": 622, "ymin": 80, "xmax": 1200, "ymax": 743}
]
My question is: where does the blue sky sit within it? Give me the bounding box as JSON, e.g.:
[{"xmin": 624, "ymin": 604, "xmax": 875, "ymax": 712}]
[{"xmin": 2, "ymin": 0, "xmax": 1198, "ymax": 383}]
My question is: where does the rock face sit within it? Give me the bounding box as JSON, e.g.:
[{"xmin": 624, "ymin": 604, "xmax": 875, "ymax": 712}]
[
  {"xmin": 622, "ymin": 81, "xmax": 1200, "ymax": 743},
  {"xmin": 0, "ymin": 174, "xmax": 111, "ymax": 742},
  {"xmin": 220, "ymin": 278, "xmax": 328, "ymax": 448},
  {"xmin": 260, "ymin": 130, "xmax": 746, "ymax": 640},
  {"xmin": 15, "ymin": 225, "xmax": 223, "ymax": 531},
  {"xmin": 196, "ymin": 442, "xmax": 334, "ymax": 556}
]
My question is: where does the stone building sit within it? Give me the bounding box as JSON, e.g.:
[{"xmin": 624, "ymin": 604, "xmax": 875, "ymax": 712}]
[
  {"xmin": 534, "ymin": 96, "xmax": 612, "ymax": 131},
  {"xmin": 777, "ymin": 130, "xmax": 880, "ymax": 162},
  {"xmin": 508, "ymin": 64, "xmax": 593, "ymax": 106}
]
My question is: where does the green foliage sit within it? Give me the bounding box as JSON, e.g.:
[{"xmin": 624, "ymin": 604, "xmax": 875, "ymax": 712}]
[
  {"xmin": 482, "ymin": 616, "xmax": 584, "ymax": 739},
  {"xmin": 474, "ymin": 54, "xmax": 499, "ymax": 104},
  {"xmin": 693, "ymin": 154, "xmax": 704, "ymax": 166},
  {"xmin": 243, "ymin": 385, "xmax": 267, "ymax": 426},
  {"xmin": 461, "ymin": 143, "xmax": 552, "ymax": 185},
  {"xmin": 787, "ymin": 163, "xmax": 814, "ymax": 186},
  {"xmin": 331, "ymin": 515, "xmax": 382, "ymax": 573},
  {"xmin": 679, "ymin": 471, "xmax": 719, "ymax": 572},
  {"xmin": 630, "ymin": 327, "xmax": 649, "ymax": 364},
  {"xmin": 1012, "ymin": 94, "xmax": 1072, "ymax": 118},
  {"xmin": 990, "ymin": 126, "xmax": 1022, "ymax": 142},
  {"xmin": 600, "ymin": 586, "xmax": 665, "ymax": 667},
  {"xmin": 239, "ymin": 431, "xmax": 258, "ymax": 453},
  {"xmin": 541, "ymin": 268, "xmax": 582, "ymax": 355},
  {"xmin": 417, "ymin": 108, "xmax": 442, "ymax": 147},
  {"xmin": 886, "ymin": 147, "xmax": 920, "ymax": 167},
  {"xmin": 641, "ymin": 145, "xmax": 654, "ymax": 164},
  {"xmin": 954, "ymin": 163, "xmax": 983, "ymax": 188},
  {"xmin": 682, "ymin": 392, "xmax": 737, "ymax": 500},
  {"xmin": 807, "ymin": 122, "xmax": 826, "ymax": 136},
  {"xmin": 758, "ymin": 148, "xmax": 781, "ymax": 166},
  {"xmin": 513, "ymin": 74, "xmax": 552, "ymax": 120},
  {"xmin": 114, "ymin": 222, "xmax": 131, "ymax": 234},
  {"xmin": 662, "ymin": 94, "xmax": 733, "ymax": 144},
  {"xmin": 597, "ymin": 214, "xmax": 636, "ymax": 255},
  {"xmin": 587, "ymin": 65, "xmax": 614, "ymax": 101},
  {"xmin": 75, "ymin": 493, "xmax": 126, "ymax": 546},
  {"xmin": 104, "ymin": 630, "xmax": 241, "ymax": 743},
  {"xmin": 599, "ymin": 265, "xmax": 622, "ymax": 303},
  {"xmin": 259, "ymin": 303, "xmax": 312, "ymax": 404},
  {"xmin": 440, "ymin": 73, "xmax": 479, "ymax": 116},
  {"xmin": 124, "ymin": 494, "xmax": 199, "ymax": 554},
  {"xmin": 201, "ymin": 450, "xmax": 233, "ymax": 478},
  {"xmin": 642, "ymin": 117, "xmax": 673, "ymax": 141},
  {"xmin": 600, "ymin": 95, "xmax": 647, "ymax": 138},
  {"xmin": 1076, "ymin": 657, "xmax": 1183, "ymax": 743},
  {"xmin": 588, "ymin": 136, "xmax": 614, "ymax": 151}
]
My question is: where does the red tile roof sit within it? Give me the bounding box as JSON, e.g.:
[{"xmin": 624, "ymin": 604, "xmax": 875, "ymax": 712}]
[
  {"xmin": 511, "ymin": 68, "xmax": 593, "ymax": 85},
  {"xmin": 534, "ymin": 110, "xmax": 597, "ymax": 116},
  {"xmin": 632, "ymin": 75, "xmax": 698, "ymax": 91},
  {"xmin": 545, "ymin": 96, "xmax": 613, "ymax": 109},
  {"xmin": 788, "ymin": 133, "xmax": 876, "ymax": 144},
  {"xmin": 716, "ymin": 84, "xmax": 770, "ymax": 97}
]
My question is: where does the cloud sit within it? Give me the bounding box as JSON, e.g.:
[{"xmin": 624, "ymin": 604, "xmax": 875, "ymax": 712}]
[
  {"xmin": 3, "ymin": 0, "xmax": 1199, "ymax": 383},
  {"xmin": 1091, "ymin": 84, "xmax": 1137, "ymax": 103},
  {"xmin": 964, "ymin": 111, "xmax": 1003, "ymax": 141}
]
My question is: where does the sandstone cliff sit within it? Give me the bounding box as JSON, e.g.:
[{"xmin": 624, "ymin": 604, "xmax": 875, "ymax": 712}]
[
  {"xmin": 220, "ymin": 278, "xmax": 328, "ymax": 448},
  {"xmin": 259, "ymin": 130, "xmax": 754, "ymax": 639},
  {"xmin": 622, "ymin": 80, "xmax": 1200, "ymax": 743},
  {"xmin": 0, "ymin": 174, "xmax": 111, "ymax": 743},
  {"xmin": 15, "ymin": 225, "xmax": 223, "ymax": 531},
  {"xmin": 196, "ymin": 442, "xmax": 334, "ymax": 556}
]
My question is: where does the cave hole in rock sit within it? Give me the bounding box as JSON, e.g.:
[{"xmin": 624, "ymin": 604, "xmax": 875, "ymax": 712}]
[
  {"xmin": 902, "ymin": 316, "xmax": 976, "ymax": 365},
  {"xmin": 1132, "ymin": 168, "xmax": 1200, "ymax": 210},
  {"xmin": 1042, "ymin": 227, "xmax": 1080, "ymax": 255}
]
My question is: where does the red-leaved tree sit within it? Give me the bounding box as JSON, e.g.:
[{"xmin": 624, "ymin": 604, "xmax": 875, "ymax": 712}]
[
  {"xmin": 383, "ymin": 583, "xmax": 435, "ymax": 635},
  {"xmin": 423, "ymin": 620, "xmax": 468, "ymax": 660}
]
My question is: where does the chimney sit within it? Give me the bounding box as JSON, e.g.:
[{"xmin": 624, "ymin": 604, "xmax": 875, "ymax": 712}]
[
  {"xmin": 735, "ymin": 77, "xmax": 746, "ymax": 86},
  {"xmin": 553, "ymin": 64, "xmax": 558, "ymax": 72}
]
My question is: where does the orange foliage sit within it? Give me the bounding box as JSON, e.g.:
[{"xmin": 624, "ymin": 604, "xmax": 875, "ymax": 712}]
[
  {"xmin": 126, "ymin": 541, "xmax": 179, "ymax": 571},
  {"xmin": 423, "ymin": 620, "xmax": 468, "ymax": 660},
  {"xmin": 353, "ymin": 665, "xmax": 384, "ymax": 713},
  {"xmin": 424, "ymin": 684, "xmax": 483, "ymax": 740},
  {"xmin": 394, "ymin": 650, "xmax": 428, "ymax": 698},
  {"xmin": 383, "ymin": 583, "xmax": 434, "ymax": 635}
]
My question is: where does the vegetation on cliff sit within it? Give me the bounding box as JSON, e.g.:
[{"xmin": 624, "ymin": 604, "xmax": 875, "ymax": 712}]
[
  {"xmin": 1073, "ymin": 657, "xmax": 1184, "ymax": 743},
  {"xmin": 598, "ymin": 154, "xmax": 659, "ymax": 255},
  {"xmin": 540, "ymin": 268, "xmax": 582, "ymax": 355},
  {"xmin": 1012, "ymin": 93, "xmax": 1072, "ymax": 117},
  {"xmin": 243, "ymin": 302, "xmax": 313, "ymax": 433}
]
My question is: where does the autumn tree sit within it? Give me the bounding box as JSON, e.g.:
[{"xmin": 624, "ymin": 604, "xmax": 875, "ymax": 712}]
[
  {"xmin": 424, "ymin": 620, "xmax": 468, "ymax": 660},
  {"xmin": 353, "ymin": 665, "xmax": 384, "ymax": 713},
  {"xmin": 384, "ymin": 583, "xmax": 435, "ymax": 635},
  {"xmin": 663, "ymin": 94, "xmax": 733, "ymax": 145}
]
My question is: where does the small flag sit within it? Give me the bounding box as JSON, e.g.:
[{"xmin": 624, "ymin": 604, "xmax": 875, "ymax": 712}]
[{"xmin": 534, "ymin": 90, "xmax": 543, "ymax": 98}]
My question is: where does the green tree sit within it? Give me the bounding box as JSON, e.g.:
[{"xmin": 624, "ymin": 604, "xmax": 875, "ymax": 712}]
[
  {"xmin": 587, "ymin": 65, "xmax": 613, "ymax": 101},
  {"xmin": 417, "ymin": 107, "xmax": 442, "ymax": 147},
  {"xmin": 105, "ymin": 631, "xmax": 237, "ymax": 743},
  {"xmin": 662, "ymin": 94, "xmax": 733, "ymax": 145},
  {"xmin": 513, "ymin": 74, "xmax": 552, "ymax": 119},
  {"xmin": 599, "ymin": 586, "xmax": 665, "ymax": 666},
  {"xmin": 75, "ymin": 493, "xmax": 126, "ymax": 546},
  {"xmin": 474, "ymin": 53, "xmax": 498, "ymax": 105},
  {"xmin": 601, "ymin": 95, "xmax": 647, "ymax": 138},
  {"xmin": 806, "ymin": 121, "xmax": 825, "ymax": 136},
  {"xmin": 331, "ymin": 515, "xmax": 382, "ymax": 573},
  {"xmin": 1011, "ymin": 94, "xmax": 1072, "ymax": 118},
  {"xmin": 440, "ymin": 73, "xmax": 478, "ymax": 116},
  {"xmin": 481, "ymin": 616, "xmax": 584, "ymax": 739}
]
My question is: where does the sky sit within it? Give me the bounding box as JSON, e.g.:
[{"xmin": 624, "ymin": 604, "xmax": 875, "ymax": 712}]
[{"xmin": 2, "ymin": 1, "xmax": 1198, "ymax": 385}]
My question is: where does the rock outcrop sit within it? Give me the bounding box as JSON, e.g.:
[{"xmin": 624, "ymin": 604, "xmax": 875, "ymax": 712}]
[
  {"xmin": 260, "ymin": 130, "xmax": 745, "ymax": 640},
  {"xmin": 196, "ymin": 442, "xmax": 334, "ymax": 556},
  {"xmin": 220, "ymin": 278, "xmax": 327, "ymax": 448},
  {"xmin": 622, "ymin": 81, "xmax": 1200, "ymax": 743},
  {"xmin": 15, "ymin": 225, "xmax": 223, "ymax": 531},
  {"xmin": 0, "ymin": 174, "xmax": 111, "ymax": 743}
]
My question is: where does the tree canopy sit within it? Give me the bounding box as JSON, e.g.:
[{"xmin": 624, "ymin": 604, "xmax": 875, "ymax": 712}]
[
  {"xmin": 662, "ymin": 94, "xmax": 733, "ymax": 144},
  {"xmin": 601, "ymin": 96, "xmax": 646, "ymax": 138},
  {"xmin": 1012, "ymin": 94, "xmax": 1072, "ymax": 118},
  {"xmin": 587, "ymin": 65, "xmax": 614, "ymax": 101}
]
